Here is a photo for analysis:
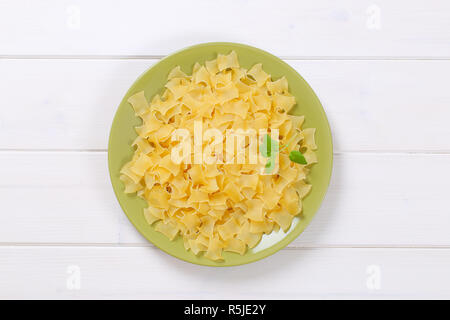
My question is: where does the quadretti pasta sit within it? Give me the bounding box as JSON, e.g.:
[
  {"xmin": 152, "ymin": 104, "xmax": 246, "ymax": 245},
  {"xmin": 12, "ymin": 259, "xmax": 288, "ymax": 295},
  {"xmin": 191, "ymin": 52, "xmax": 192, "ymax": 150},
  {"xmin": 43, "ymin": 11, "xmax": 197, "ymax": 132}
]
[{"xmin": 120, "ymin": 51, "xmax": 317, "ymax": 261}]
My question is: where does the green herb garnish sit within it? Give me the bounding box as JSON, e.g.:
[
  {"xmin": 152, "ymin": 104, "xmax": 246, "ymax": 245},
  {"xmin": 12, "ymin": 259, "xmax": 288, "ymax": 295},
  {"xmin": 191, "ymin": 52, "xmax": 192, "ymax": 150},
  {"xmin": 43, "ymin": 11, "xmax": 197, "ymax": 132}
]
[
  {"xmin": 260, "ymin": 134, "xmax": 307, "ymax": 173},
  {"xmin": 259, "ymin": 134, "xmax": 278, "ymax": 158},
  {"xmin": 289, "ymin": 150, "xmax": 307, "ymax": 165}
]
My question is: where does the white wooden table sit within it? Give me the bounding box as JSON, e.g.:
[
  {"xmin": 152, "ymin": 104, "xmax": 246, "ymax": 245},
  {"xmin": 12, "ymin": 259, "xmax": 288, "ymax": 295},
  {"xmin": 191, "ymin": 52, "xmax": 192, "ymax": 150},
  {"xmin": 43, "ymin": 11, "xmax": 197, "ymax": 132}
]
[{"xmin": 1, "ymin": 0, "xmax": 450, "ymax": 299}]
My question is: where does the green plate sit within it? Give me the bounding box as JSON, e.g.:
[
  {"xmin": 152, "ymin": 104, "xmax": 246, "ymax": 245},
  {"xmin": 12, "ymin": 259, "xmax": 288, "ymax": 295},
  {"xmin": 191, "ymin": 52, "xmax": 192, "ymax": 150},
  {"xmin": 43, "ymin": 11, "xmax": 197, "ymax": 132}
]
[{"xmin": 108, "ymin": 42, "xmax": 333, "ymax": 266}]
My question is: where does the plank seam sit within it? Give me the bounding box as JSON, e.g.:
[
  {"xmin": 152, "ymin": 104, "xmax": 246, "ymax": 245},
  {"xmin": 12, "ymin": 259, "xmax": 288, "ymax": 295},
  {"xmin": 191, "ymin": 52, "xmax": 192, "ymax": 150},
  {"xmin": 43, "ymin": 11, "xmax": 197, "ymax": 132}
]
[
  {"xmin": 1, "ymin": 243, "xmax": 450, "ymax": 249},
  {"xmin": 1, "ymin": 149, "xmax": 450, "ymax": 155},
  {"xmin": 1, "ymin": 55, "xmax": 450, "ymax": 61}
]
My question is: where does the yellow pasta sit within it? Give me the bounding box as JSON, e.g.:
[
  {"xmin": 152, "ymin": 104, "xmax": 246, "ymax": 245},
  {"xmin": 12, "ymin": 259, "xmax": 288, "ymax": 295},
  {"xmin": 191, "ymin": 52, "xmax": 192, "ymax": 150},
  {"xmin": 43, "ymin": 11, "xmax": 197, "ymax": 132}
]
[{"xmin": 120, "ymin": 51, "xmax": 317, "ymax": 261}]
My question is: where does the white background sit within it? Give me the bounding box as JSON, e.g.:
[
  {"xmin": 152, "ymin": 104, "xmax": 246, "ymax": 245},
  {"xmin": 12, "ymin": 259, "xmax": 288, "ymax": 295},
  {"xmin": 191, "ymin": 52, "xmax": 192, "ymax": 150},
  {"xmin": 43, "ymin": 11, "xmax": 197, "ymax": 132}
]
[{"xmin": 0, "ymin": 0, "xmax": 450, "ymax": 299}]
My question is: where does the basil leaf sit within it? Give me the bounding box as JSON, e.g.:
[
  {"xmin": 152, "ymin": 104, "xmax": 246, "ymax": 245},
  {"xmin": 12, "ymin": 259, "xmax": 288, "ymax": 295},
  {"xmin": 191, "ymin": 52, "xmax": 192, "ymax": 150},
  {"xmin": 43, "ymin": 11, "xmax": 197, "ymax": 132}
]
[
  {"xmin": 260, "ymin": 134, "xmax": 271, "ymax": 158},
  {"xmin": 259, "ymin": 134, "xmax": 280, "ymax": 159},
  {"xmin": 289, "ymin": 150, "xmax": 307, "ymax": 165},
  {"xmin": 264, "ymin": 157, "xmax": 276, "ymax": 174}
]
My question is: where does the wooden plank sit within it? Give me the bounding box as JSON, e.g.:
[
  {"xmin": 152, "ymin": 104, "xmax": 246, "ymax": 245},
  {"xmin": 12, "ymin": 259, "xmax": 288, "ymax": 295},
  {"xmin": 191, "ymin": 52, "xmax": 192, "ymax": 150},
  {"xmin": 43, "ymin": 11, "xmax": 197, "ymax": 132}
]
[
  {"xmin": 1, "ymin": 246, "xmax": 449, "ymax": 299},
  {"xmin": 0, "ymin": 59, "xmax": 149, "ymax": 150},
  {"xmin": 0, "ymin": 0, "xmax": 449, "ymax": 57},
  {"xmin": 1, "ymin": 59, "xmax": 450, "ymax": 151},
  {"xmin": 0, "ymin": 152, "xmax": 121, "ymax": 244},
  {"xmin": 0, "ymin": 151, "xmax": 449, "ymax": 246}
]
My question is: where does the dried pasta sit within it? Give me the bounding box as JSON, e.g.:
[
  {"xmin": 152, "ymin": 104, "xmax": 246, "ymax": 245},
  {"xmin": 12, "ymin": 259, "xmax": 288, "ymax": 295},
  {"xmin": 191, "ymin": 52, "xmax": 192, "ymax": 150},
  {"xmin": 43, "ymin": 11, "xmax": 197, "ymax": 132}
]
[{"xmin": 120, "ymin": 51, "xmax": 317, "ymax": 261}]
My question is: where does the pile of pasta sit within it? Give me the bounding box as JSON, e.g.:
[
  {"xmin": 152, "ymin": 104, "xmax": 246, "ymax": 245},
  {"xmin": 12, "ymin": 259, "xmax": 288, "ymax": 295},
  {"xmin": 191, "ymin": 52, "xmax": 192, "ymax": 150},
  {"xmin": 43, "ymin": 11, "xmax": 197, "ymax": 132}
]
[{"xmin": 120, "ymin": 51, "xmax": 317, "ymax": 261}]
